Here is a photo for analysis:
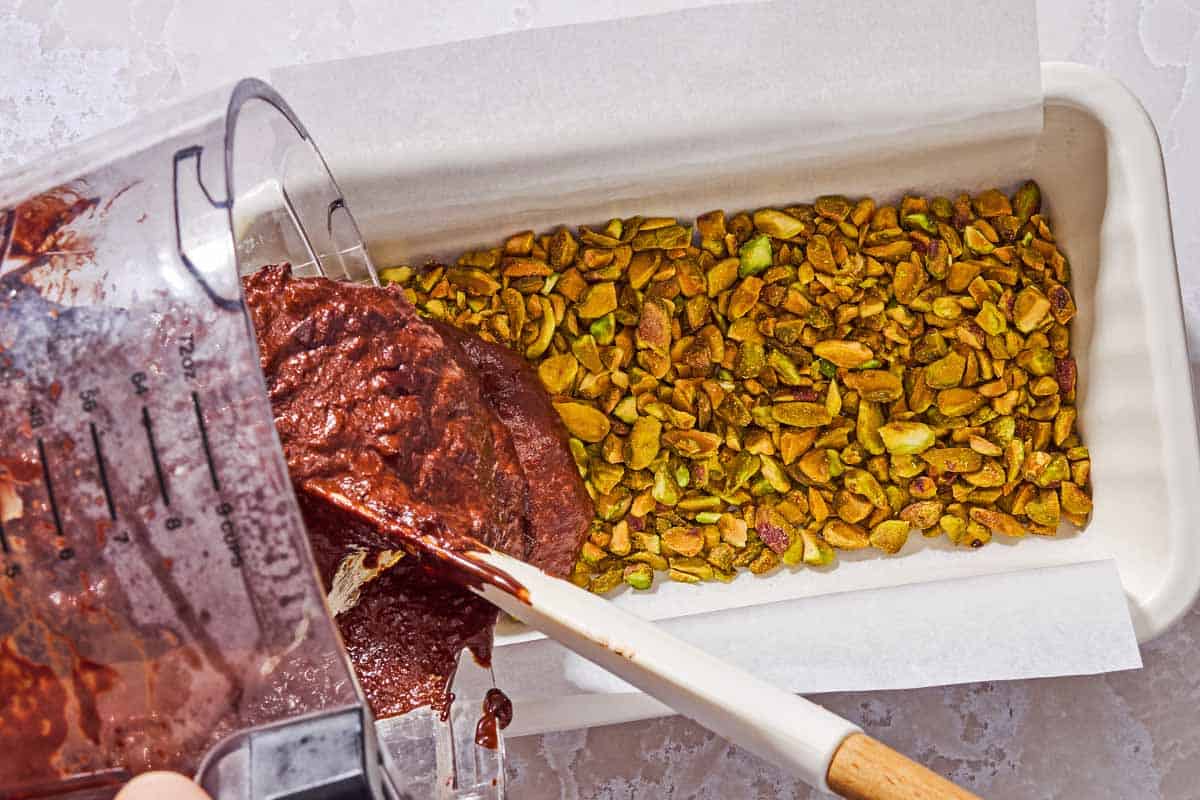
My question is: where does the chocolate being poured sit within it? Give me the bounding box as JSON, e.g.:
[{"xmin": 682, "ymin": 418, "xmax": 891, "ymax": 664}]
[{"xmin": 241, "ymin": 264, "xmax": 592, "ymax": 718}]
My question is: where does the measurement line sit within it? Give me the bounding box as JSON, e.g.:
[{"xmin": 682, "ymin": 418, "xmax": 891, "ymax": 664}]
[
  {"xmin": 141, "ymin": 406, "xmax": 170, "ymax": 506},
  {"xmin": 192, "ymin": 392, "xmax": 220, "ymax": 492},
  {"xmin": 36, "ymin": 438, "xmax": 64, "ymax": 537},
  {"xmin": 90, "ymin": 422, "xmax": 117, "ymax": 521}
]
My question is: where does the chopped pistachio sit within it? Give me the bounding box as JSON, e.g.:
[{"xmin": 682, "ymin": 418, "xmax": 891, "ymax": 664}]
[
  {"xmin": 626, "ymin": 416, "xmax": 662, "ymax": 470},
  {"xmin": 383, "ymin": 181, "xmax": 1089, "ymax": 590},
  {"xmin": 900, "ymin": 500, "xmax": 943, "ymax": 529},
  {"xmin": 769, "ymin": 350, "xmax": 805, "ymax": 385},
  {"xmin": 1025, "ymin": 488, "xmax": 1061, "ymax": 528},
  {"xmin": 975, "ymin": 301, "xmax": 1007, "ymax": 335},
  {"xmin": 738, "ymin": 234, "xmax": 773, "ymax": 277},
  {"xmin": 822, "ymin": 519, "xmax": 870, "ymax": 550},
  {"xmin": 728, "ymin": 277, "xmax": 764, "ymax": 319},
  {"xmin": 755, "ymin": 506, "xmax": 795, "ymax": 554},
  {"xmin": 548, "ymin": 228, "xmax": 580, "ymax": 267},
  {"xmin": 780, "ymin": 534, "xmax": 807, "ymax": 566},
  {"xmin": 903, "ymin": 213, "xmax": 937, "ymax": 234},
  {"xmin": 870, "ymin": 520, "xmax": 910, "ymax": 554},
  {"xmin": 799, "ymin": 527, "xmax": 835, "ymax": 565},
  {"xmin": 1047, "ymin": 283, "xmax": 1077, "ymax": 325},
  {"xmin": 925, "ymin": 351, "xmax": 966, "ymax": 389},
  {"xmin": 613, "ymin": 396, "xmax": 639, "ymax": 425},
  {"xmin": 589, "ymin": 567, "xmax": 624, "ymax": 594},
  {"xmin": 538, "ymin": 353, "xmax": 579, "ymax": 394},
  {"xmin": 843, "ymin": 370, "xmax": 903, "ymax": 402},
  {"xmin": 937, "ymin": 388, "xmax": 985, "ymax": 417},
  {"xmin": 526, "ymin": 301, "xmax": 558, "ymax": 359},
  {"xmin": 969, "ymin": 507, "xmax": 1026, "ymax": 537},
  {"xmin": 959, "ymin": 520, "xmax": 992, "ymax": 548},
  {"xmin": 1013, "ymin": 286, "xmax": 1051, "ymax": 333},
  {"xmin": 623, "ymin": 563, "xmax": 654, "ymax": 589},
  {"xmin": 760, "ymin": 454, "xmax": 792, "ymax": 494},
  {"xmin": 922, "ymin": 448, "xmax": 983, "ymax": 474},
  {"xmin": 608, "ymin": 520, "xmax": 632, "ymax": 556},
  {"xmin": 753, "ymin": 209, "xmax": 807, "ymax": 239},
  {"xmin": 816, "ymin": 195, "xmax": 852, "ymax": 220},
  {"xmin": 826, "ymin": 377, "xmax": 843, "ymax": 418},
  {"xmin": 652, "ymin": 465, "xmax": 682, "ymax": 506},
  {"xmin": 662, "ymin": 527, "xmax": 705, "ymax": 557},
  {"xmin": 1013, "ymin": 180, "xmax": 1041, "ymax": 223},
  {"xmin": 963, "ymin": 225, "xmax": 995, "ymax": 254},
  {"xmin": 974, "ymin": 189, "xmax": 1013, "ymax": 218},
  {"xmin": 668, "ymin": 568, "xmax": 701, "ymax": 584},
  {"xmin": 1060, "ymin": 481, "xmax": 1093, "ymax": 517},
  {"xmin": 812, "ymin": 339, "xmax": 874, "ymax": 368},
  {"xmin": 747, "ymin": 549, "xmax": 780, "ymax": 575},
  {"xmin": 663, "ymin": 429, "xmax": 722, "ymax": 458},
  {"xmin": 706, "ymin": 257, "xmax": 739, "ymax": 296},
  {"xmin": 579, "ymin": 540, "xmax": 606, "ymax": 565},
  {"xmin": 878, "ymin": 421, "xmax": 936, "ymax": 455},
  {"xmin": 844, "ymin": 468, "xmax": 888, "ymax": 509},
  {"xmin": 807, "ymin": 234, "xmax": 837, "ymax": 272},
  {"xmin": 553, "ymin": 400, "xmax": 611, "ymax": 442},
  {"xmin": 772, "ymin": 402, "xmax": 833, "ymax": 428},
  {"xmin": 577, "ymin": 282, "xmax": 618, "ymax": 320},
  {"xmin": 589, "ymin": 313, "xmax": 616, "ymax": 345},
  {"xmin": 855, "ymin": 401, "xmax": 886, "ymax": 455}
]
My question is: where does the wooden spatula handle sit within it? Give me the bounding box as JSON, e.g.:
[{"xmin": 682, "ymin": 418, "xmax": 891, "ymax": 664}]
[{"xmin": 827, "ymin": 733, "xmax": 981, "ymax": 800}]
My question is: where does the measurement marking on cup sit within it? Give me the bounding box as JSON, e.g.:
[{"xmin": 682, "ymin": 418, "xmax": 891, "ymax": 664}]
[
  {"xmin": 193, "ymin": 392, "xmax": 243, "ymax": 567},
  {"xmin": 36, "ymin": 438, "xmax": 64, "ymax": 538},
  {"xmin": 141, "ymin": 406, "xmax": 170, "ymax": 506},
  {"xmin": 90, "ymin": 422, "xmax": 117, "ymax": 521},
  {"xmin": 192, "ymin": 392, "xmax": 220, "ymax": 492}
]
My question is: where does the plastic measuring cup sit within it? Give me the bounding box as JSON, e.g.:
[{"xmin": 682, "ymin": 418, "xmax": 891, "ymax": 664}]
[{"xmin": 0, "ymin": 79, "xmax": 498, "ymax": 800}]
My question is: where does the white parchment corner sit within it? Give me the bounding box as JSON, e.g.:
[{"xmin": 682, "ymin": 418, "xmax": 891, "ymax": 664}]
[{"xmin": 487, "ymin": 561, "xmax": 1140, "ymax": 736}]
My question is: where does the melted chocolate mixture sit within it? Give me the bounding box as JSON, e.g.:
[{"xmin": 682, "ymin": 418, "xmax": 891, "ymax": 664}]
[
  {"xmin": 242, "ymin": 265, "xmax": 591, "ymax": 717},
  {"xmin": 433, "ymin": 322, "xmax": 592, "ymax": 578},
  {"xmin": 474, "ymin": 688, "xmax": 514, "ymax": 750}
]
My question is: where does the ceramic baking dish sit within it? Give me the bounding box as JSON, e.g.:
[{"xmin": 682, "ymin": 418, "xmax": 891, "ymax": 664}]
[{"xmin": 335, "ymin": 61, "xmax": 1200, "ymax": 730}]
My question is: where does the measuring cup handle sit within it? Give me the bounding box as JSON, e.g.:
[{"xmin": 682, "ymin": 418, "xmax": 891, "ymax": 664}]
[{"xmin": 172, "ymin": 146, "xmax": 241, "ymax": 310}]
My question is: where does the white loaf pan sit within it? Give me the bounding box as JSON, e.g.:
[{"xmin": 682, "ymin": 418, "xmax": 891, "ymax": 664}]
[{"xmin": 341, "ymin": 61, "xmax": 1200, "ymax": 728}]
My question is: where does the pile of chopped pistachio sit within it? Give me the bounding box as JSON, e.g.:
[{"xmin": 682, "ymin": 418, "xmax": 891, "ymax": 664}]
[{"xmin": 379, "ymin": 181, "xmax": 1092, "ymax": 593}]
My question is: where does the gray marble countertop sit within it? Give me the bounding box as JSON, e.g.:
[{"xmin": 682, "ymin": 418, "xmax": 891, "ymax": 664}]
[{"xmin": 3, "ymin": 1, "xmax": 1197, "ymax": 796}]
